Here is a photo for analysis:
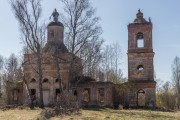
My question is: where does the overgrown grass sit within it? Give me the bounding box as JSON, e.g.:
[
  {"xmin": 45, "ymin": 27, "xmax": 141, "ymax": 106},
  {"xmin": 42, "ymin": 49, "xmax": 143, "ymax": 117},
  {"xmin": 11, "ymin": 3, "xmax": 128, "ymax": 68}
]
[
  {"xmin": 51, "ymin": 108, "xmax": 180, "ymax": 120},
  {"xmin": 0, "ymin": 108, "xmax": 180, "ymax": 120},
  {"xmin": 0, "ymin": 108, "xmax": 41, "ymax": 120}
]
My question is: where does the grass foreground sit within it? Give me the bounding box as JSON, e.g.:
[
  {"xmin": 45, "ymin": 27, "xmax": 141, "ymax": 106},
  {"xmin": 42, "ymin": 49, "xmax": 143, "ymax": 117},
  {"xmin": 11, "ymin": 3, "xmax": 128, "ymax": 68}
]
[{"xmin": 0, "ymin": 108, "xmax": 180, "ymax": 120}]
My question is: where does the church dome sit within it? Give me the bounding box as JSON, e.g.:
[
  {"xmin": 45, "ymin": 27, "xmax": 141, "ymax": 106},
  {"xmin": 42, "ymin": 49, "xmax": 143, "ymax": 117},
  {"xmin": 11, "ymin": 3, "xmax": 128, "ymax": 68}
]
[{"xmin": 48, "ymin": 21, "xmax": 64, "ymax": 27}]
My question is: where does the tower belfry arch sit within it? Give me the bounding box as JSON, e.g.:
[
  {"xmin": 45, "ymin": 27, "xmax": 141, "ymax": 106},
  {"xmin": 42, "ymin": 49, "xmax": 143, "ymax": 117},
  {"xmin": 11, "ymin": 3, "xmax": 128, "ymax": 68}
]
[{"xmin": 127, "ymin": 10, "xmax": 156, "ymax": 108}]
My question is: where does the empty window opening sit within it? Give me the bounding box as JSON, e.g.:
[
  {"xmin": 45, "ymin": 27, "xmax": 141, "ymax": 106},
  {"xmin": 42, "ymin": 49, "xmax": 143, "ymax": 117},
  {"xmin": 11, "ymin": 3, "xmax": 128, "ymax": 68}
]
[
  {"xmin": 55, "ymin": 79, "xmax": 59, "ymax": 82},
  {"xmin": 137, "ymin": 32, "xmax": 144, "ymax": 48},
  {"xmin": 56, "ymin": 89, "xmax": 60, "ymax": 97},
  {"xmin": 30, "ymin": 89, "xmax": 36, "ymax": 96},
  {"xmin": 55, "ymin": 79, "xmax": 61, "ymax": 82},
  {"xmin": 137, "ymin": 39, "xmax": 144, "ymax": 48},
  {"xmin": 43, "ymin": 78, "xmax": 48, "ymax": 83},
  {"xmin": 50, "ymin": 30, "xmax": 54, "ymax": 37},
  {"xmin": 13, "ymin": 89, "xmax": 19, "ymax": 101},
  {"xmin": 137, "ymin": 65, "xmax": 144, "ymax": 71},
  {"xmin": 98, "ymin": 88, "xmax": 105, "ymax": 103},
  {"xmin": 137, "ymin": 89, "xmax": 145, "ymax": 106},
  {"xmin": 74, "ymin": 90, "xmax": 77, "ymax": 96},
  {"xmin": 83, "ymin": 88, "xmax": 90, "ymax": 102},
  {"xmin": 31, "ymin": 78, "xmax": 36, "ymax": 82},
  {"xmin": 30, "ymin": 89, "xmax": 36, "ymax": 101},
  {"xmin": 55, "ymin": 89, "xmax": 60, "ymax": 101}
]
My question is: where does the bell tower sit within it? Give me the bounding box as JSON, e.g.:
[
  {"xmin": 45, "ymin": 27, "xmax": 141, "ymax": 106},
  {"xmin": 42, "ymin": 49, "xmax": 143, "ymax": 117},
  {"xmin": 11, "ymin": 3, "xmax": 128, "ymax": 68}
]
[
  {"xmin": 127, "ymin": 10, "xmax": 156, "ymax": 108},
  {"xmin": 128, "ymin": 9, "xmax": 154, "ymax": 81}
]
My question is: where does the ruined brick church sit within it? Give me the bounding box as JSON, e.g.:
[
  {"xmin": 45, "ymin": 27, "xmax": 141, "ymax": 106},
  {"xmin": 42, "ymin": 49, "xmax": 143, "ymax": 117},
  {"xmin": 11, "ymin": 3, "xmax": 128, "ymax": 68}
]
[
  {"xmin": 10, "ymin": 9, "xmax": 156, "ymax": 108},
  {"xmin": 22, "ymin": 9, "xmax": 83, "ymax": 106}
]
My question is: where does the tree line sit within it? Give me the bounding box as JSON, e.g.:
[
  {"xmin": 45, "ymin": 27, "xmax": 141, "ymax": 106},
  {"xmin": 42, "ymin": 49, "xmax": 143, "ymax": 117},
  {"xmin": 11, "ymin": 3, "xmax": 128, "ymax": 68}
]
[{"xmin": 156, "ymin": 56, "xmax": 180, "ymax": 110}]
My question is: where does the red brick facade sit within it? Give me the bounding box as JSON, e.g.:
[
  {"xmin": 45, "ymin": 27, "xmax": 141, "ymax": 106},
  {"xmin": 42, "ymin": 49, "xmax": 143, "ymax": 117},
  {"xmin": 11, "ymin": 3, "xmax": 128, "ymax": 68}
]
[
  {"xmin": 23, "ymin": 10, "xmax": 82, "ymax": 106},
  {"xmin": 127, "ymin": 10, "xmax": 156, "ymax": 108}
]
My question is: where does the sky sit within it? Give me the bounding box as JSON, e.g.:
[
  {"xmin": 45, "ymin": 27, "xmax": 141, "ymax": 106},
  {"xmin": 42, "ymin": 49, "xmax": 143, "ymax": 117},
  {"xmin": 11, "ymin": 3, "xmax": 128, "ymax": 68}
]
[{"xmin": 1, "ymin": 0, "xmax": 180, "ymax": 84}]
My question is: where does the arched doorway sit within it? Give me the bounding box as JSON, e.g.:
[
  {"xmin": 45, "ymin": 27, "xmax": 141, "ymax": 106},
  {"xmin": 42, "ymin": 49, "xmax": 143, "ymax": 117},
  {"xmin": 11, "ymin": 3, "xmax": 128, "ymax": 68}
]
[{"xmin": 137, "ymin": 89, "xmax": 145, "ymax": 107}]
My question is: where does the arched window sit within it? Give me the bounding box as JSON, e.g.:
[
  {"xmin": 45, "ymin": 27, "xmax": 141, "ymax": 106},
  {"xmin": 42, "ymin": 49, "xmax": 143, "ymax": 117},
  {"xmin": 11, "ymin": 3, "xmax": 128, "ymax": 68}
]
[
  {"xmin": 31, "ymin": 78, "xmax": 36, "ymax": 83},
  {"xmin": 137, "ymin": 32, "xmax": 143, "ymax": 39},
  {"xmin": 43, "ymin": 78, "xmax": 48, "ymax": 83},
  {"xmin": 137, "ymin": 32, "xmax": 144, "ymax": 48},
  {"xmin": 50, "ymin": 30, "xmax": 54, "ymax": 37}
]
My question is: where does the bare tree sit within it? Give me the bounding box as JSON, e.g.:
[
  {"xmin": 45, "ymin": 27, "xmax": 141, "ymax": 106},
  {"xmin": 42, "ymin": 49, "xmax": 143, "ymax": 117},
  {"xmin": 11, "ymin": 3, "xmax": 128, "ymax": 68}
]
[
  {"xmin": 53, "ymin": 47, "xmax": 65, "ymax": 93},
  {"xmin": 100, "ymin": 43, "xmax": 124, "ymax": 83},
  {"xmin": 101, "ymin": 44, "xmax": 113, "ymax": 81},
  {"xmin": 0, "ymin": 55, "xmax": 4, "ymax": 98},
  {"xmin": 80, "ymin": 38, "xmax": 104, "ymax": 79},
  {"xmin": 113, "ymin": 42, "xmax": 122, "ymax": 78},
  {"xmin": 172, "ymin": 56, "xmax": 180, "ymax": 109},
  {"xmin": 0, "ymin": 55, "xmax": 3, "ymax": 71},
  {"xmin": 5, "ymin": 54, "xmax": 18, "ymax": 104},
  {"xmin": 156, "ymin": 81, "xmax": 176, "ymax": 110},
  {"xmin": 10, "ymin": 0, "xmax": 45, "ymax": 108},
  {"xmin": 6, "ymin": 54, "xmax": 18, "ymax": 81},
  {"xmin": 1, "ymin": 54, "xmax": 23, "ymax": 104},
  {"xmin": 60, "ymin": 0, "xmax": 102, "ymax": 89}
]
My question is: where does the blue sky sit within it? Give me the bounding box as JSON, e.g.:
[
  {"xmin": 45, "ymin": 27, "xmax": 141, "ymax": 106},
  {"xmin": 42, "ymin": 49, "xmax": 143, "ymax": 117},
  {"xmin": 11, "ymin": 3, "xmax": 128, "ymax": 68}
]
[{"xmin": 1, "ymin": 0, "xmax": 180, "ymax": 83}]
